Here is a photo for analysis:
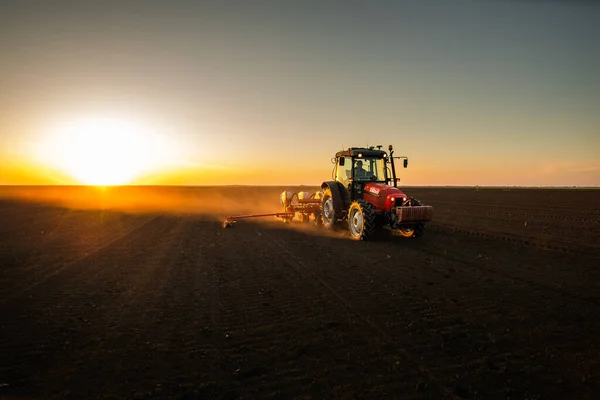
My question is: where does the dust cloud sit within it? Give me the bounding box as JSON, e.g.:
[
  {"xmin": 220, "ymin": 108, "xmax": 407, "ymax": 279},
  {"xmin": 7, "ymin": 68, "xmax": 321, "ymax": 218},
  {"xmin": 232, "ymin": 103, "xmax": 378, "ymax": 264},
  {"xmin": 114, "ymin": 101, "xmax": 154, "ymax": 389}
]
[{"xmin": 0, "ymin": 186, "xmax": 321, "ymax": 222}]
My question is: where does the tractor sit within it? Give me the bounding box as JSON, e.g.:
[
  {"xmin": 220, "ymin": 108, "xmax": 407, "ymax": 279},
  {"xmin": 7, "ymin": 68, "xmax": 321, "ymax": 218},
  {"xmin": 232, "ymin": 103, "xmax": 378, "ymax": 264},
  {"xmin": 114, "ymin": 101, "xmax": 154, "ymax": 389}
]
[
  {"xmin": 319, "ymin": 144, "xmax": 432, "ymax": 240},
  {"xmin": 224, "ymin": 144, "xmax": 433, "ymax": 240}
]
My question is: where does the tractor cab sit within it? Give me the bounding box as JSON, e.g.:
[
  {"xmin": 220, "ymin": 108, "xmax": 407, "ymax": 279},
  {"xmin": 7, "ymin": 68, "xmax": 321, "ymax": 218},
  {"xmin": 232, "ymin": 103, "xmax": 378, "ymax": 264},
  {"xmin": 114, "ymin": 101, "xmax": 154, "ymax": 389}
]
[{"xmin": 334, "ymin": 147, "xmax": 393, "ymax": 201}]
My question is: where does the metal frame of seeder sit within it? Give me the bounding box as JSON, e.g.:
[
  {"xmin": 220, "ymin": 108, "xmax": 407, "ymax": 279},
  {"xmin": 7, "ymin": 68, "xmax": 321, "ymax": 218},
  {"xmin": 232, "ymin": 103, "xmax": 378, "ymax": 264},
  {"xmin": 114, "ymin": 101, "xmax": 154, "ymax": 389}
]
[{"xmin": 222, "ymin": 191, "xmax": 322, "ymax": 228}]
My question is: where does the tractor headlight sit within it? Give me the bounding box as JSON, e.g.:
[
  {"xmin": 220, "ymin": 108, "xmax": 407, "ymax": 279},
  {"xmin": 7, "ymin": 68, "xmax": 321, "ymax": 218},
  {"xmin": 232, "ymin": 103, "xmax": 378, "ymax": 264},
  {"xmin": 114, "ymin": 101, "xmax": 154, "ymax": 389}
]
[{"xmin": 358, "ymin": 153, "xmax": 363, "ymax": 158}]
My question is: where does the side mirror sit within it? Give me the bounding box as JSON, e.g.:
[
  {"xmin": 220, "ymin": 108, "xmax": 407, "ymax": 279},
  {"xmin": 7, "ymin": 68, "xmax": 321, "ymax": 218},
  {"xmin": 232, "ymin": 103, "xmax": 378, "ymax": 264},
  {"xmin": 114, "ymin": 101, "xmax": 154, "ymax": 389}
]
[
  {"xmin": 339, "ymin": 157, "xmax": 345, "ymax": 166},
  {"xmin": 404, "ymin": 159, "xmax": 408, "ymax": 168}
]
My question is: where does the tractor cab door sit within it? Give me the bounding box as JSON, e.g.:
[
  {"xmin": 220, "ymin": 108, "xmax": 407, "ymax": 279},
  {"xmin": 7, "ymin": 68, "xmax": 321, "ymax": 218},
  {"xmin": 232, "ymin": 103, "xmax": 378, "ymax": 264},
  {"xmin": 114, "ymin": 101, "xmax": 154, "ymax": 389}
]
[
  {"xmin": 335, "ymin": 157, "xmax": 352, "ymax": 195},
  {"xmin": 336, "ymin": 156, "xmax": 366, "ymax": 201},
  {"xmin": 335, "ymin": 156, "xmax": 353, "ymax": 191}
]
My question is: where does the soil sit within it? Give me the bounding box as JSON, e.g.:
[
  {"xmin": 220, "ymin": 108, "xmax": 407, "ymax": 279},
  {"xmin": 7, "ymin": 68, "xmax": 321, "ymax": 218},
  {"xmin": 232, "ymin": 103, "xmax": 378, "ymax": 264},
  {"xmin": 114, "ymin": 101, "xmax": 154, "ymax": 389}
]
[{"xmin": 0, "ymin": 186, "xmax": 598, "ymax": 399}]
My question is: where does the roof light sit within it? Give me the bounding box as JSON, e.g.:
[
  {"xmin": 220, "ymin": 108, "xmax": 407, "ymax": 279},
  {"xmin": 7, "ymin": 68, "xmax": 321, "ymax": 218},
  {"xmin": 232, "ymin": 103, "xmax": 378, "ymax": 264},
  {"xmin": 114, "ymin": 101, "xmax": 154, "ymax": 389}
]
[{"xmin": 358, "ymin": 153, "xmax": 363, "ymax": 158}]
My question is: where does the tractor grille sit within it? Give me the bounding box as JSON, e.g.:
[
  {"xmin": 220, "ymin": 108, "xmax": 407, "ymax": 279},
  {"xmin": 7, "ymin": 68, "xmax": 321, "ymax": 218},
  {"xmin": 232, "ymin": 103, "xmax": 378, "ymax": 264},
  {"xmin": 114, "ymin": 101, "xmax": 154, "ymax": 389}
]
[{"xmin": 396, "ymin": 206, "xmax": 433, "ymax": 222}]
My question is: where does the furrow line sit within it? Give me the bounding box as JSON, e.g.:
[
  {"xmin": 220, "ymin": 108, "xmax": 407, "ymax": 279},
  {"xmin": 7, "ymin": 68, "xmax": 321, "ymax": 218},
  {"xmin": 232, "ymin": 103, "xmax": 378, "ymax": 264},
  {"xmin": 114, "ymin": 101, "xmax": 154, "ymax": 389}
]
[
  {"xmin": 257, "ymin": 228, "xmax": 456, "ymax": 399},
  {"xmin": 428, "ymin": 222, "xmax": 599, "ymax": 255},
  {"xmin": 0, "ymin": 215, "xmax": 160, "ymax": 308}
]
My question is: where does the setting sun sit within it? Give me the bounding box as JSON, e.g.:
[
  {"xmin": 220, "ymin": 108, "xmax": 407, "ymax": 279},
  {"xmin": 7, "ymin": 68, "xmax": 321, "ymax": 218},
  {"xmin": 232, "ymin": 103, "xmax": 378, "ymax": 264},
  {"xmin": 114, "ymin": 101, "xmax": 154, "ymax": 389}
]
[{"xmin": 34, "ymin": 116, "xmax": 177, "ymax": 185}]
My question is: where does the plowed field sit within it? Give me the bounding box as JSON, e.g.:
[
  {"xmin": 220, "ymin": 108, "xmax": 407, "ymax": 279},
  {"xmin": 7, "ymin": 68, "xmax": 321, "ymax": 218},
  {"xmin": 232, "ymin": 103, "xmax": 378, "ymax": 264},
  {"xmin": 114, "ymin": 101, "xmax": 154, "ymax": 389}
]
[{"xmin": 1, "ymin": 186, "xmax": 598, "ymax": 399}]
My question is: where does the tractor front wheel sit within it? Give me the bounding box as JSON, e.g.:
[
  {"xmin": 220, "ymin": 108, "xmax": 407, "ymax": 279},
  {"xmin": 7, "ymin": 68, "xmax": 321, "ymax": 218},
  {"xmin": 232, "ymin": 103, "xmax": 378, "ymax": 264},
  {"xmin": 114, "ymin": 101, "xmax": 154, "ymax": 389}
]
[
  {"xmin": 394, "ymin": 199, "xmax": 428, "ymax": 238},
  {"xmin": 395, "ymin": 223, "xmax": 427, "ymax": 238},
  {"xmin": 396, "ymin": 226, "xmax": 416, "ymax": 238},
  {"xmin": 348, "ymin": 200, "xmax": 376, "ymax": 240}
]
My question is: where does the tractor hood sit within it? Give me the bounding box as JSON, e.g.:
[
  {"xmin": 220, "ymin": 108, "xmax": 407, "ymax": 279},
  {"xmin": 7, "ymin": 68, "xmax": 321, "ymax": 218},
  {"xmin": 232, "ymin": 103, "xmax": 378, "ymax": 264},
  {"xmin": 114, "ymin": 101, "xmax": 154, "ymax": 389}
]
[{"xmin": 363, "ymin": 183, "xmax": 408, "ymax": 211}]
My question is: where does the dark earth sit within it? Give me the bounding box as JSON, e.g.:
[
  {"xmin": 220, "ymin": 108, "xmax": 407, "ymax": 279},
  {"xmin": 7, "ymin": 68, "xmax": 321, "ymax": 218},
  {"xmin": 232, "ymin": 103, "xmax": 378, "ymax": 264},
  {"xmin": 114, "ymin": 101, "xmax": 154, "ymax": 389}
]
[{"xmin": 0, "ymin": 186, "xmax": 598, "ymax": 399}]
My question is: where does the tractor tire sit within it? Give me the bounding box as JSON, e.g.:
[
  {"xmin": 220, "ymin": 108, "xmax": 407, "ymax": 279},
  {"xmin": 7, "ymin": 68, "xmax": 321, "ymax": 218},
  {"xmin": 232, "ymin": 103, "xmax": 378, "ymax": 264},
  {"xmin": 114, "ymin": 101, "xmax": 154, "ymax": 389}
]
[
  {"xmin": 321, "ymin": 188, "xmax": 337, "ymax": 229},
  {"xmin": 348, "ymin": 200, "xmax": 376, "ymax": 241},
  {"xmin": 394, "ymin": 199, "xmax": 428, "ymax": 238},
  {"xmin": 395, "ymin": 223, "xmax": 427, "ymax": 238},
  {"xmin": 395, "ymin": 226, "xmax": 416, "ymax": 238},
  {"xmin": 413, "ymin": 222, "xmax": 427, "ymax": 237},
  {"xmin": 411, "ymin": 198, "xmax": 428, "ymax": 238}
]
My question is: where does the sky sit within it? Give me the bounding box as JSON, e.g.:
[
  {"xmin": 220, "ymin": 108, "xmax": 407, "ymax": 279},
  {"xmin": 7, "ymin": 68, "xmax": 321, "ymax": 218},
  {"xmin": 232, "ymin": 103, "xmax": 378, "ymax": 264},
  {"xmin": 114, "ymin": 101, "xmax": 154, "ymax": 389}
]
[{"xmin": 1, "ymin": 0, "xmax": 599, "ymax": 186}]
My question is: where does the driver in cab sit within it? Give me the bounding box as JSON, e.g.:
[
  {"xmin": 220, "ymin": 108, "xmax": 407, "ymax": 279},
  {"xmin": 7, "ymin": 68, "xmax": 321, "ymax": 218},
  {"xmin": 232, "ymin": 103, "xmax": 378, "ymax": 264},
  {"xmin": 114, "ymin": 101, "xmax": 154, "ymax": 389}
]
[{"xmin": 354, "ymin": 160, "xmax": 369, "ymax": 180}]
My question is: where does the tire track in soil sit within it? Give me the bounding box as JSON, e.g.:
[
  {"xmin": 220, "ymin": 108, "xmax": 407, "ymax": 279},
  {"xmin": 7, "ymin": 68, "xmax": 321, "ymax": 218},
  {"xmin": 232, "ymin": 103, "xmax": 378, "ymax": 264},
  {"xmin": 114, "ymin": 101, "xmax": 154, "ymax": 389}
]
[
  {"xmin": 31, "ymin": 217, "xmax": 407, "ymax": 399},
  {"xmin": 122, "ymin": 218, "xmax": 285, "ymax": 399},
  {"xmin": 427, "ymin": 222, "xmax": 599, "ymax": 256},
  {"xmin": 431, "ymin": 211, "xmax": 600, "ymax": 239},
  {"xmin": 255, "ymin": 223, "xmax": 599, "ymax": 399},
  {"xmin": 155, "ymin": 221, "xmax": 438, "ymax": 399},
  {"xmin": 426, "ymin": 208, "xmax": 599, "ymax": 251},
  {"xmin": 0, "ymin": 208, "xmax": 69, "ymax": 236},
  {"xmin": 436, "ymin": 205, "xmax": 600, "ymax": 224},
  {"xmin": 0, "ymin": 210, "xmax": 154, "ymax": 302},
  {"xmin": 256, "ymin": 226, "xmax": 459, "ymax": 399},
  {"xmin": 40, "ymin": 216, "xmax": 191, "ymax": 399},
  {"xmin": 0, "ymin": 215, "xmax": 178, "ymax": 397},
  {"xmin": 422, "ymin": 227, "xmax": 600, "ymax": 303},
  {"xmin": 198, "ymin": 225, "xmax": 372, "ymax": 399},
  {"xmin": 428, "ymin": 199, "xmax": 600, "ymax": 216},
  {"xmin": 410, "ymin": 234, "xmax": 600, "ymax": 398},
  {"xmin": 32, "ymin": 217, "xmax": 237, "ymax": 399},
  {"xmin": 115, "ymin": 216, "xmax": 226, "ymax": 397},
  {"xmin": 0, "ymin": 213, "xmax": 158, "ymax": 306},
  {"xmin": 357, "ymin": 232, "xmax": 599, "ymax": 399},
  {"xmin": 2, "ymin": 210, "xmax": 149, "ymax": 266}
]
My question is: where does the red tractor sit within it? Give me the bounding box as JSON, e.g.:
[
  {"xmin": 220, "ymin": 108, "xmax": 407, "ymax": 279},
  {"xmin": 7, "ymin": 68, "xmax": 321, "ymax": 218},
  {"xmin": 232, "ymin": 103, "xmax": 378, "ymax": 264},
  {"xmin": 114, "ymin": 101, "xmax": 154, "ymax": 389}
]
[
  {"xmin": 224, "ymin": 144, "xmax": 432, "ymax": 240},
  {"xmin": 319, "ymin": 144, "xmax": 432, "ymax": 240}
]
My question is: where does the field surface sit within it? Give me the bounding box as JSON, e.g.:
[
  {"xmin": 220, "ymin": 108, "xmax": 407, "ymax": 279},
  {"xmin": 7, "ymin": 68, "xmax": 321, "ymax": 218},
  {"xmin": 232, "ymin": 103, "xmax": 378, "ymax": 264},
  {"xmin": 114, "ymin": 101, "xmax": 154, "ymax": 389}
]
[{"xmin": 0, "ymin": 186, "xmax": 599, "ymax": 399}]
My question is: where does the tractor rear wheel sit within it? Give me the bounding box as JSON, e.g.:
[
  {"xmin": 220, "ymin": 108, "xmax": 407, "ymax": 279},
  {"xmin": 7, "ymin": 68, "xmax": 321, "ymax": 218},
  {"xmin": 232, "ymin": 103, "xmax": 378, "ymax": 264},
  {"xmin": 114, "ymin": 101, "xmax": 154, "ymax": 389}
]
[
  {"xmin": 348, "ymin": 200, "xmax": 376, "ymax": 240},
  {"xmin": 321, "ymin": 188, "xmax": 337, "ymax": 229}
]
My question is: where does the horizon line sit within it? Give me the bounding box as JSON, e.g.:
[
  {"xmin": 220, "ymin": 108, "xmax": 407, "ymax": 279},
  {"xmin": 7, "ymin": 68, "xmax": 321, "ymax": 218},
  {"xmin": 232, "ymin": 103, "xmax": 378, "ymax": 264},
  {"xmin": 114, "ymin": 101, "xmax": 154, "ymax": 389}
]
[{"xmin": 1, "ymin": 184, "xmax": 599, "ymax": 189}]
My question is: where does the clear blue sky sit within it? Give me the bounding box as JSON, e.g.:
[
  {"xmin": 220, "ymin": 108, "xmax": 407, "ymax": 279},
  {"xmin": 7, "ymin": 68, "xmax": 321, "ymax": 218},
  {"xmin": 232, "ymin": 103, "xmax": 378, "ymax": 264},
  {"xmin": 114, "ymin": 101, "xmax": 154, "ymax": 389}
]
[{"xmin": 1, "ymin": 0, "xmax": 598, "ymax": 186}]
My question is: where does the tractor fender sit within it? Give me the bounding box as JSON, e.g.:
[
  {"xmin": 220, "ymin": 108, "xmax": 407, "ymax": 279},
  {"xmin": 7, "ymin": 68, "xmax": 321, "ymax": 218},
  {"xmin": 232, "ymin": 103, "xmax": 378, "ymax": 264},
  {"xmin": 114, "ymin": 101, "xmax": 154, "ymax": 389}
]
[{"xmin": 321, "ymin": 181, "xmax": 349, "ymax": 217}]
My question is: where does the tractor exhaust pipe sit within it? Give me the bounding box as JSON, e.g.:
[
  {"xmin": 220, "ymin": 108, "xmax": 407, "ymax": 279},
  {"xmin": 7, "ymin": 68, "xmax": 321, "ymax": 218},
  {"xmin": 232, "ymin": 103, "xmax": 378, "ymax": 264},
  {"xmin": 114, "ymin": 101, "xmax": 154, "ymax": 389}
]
[{"xmin": 389, "ymin": 144, "xmax": 397, "ymax": 188}]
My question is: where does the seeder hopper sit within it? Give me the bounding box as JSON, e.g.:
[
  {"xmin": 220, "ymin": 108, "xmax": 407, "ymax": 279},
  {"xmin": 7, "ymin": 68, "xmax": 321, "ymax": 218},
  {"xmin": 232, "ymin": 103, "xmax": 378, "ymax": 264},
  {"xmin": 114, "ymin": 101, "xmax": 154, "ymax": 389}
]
[{"xmin": 223, "ymin": 144, "xmax": 433, "ymax": 240}]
